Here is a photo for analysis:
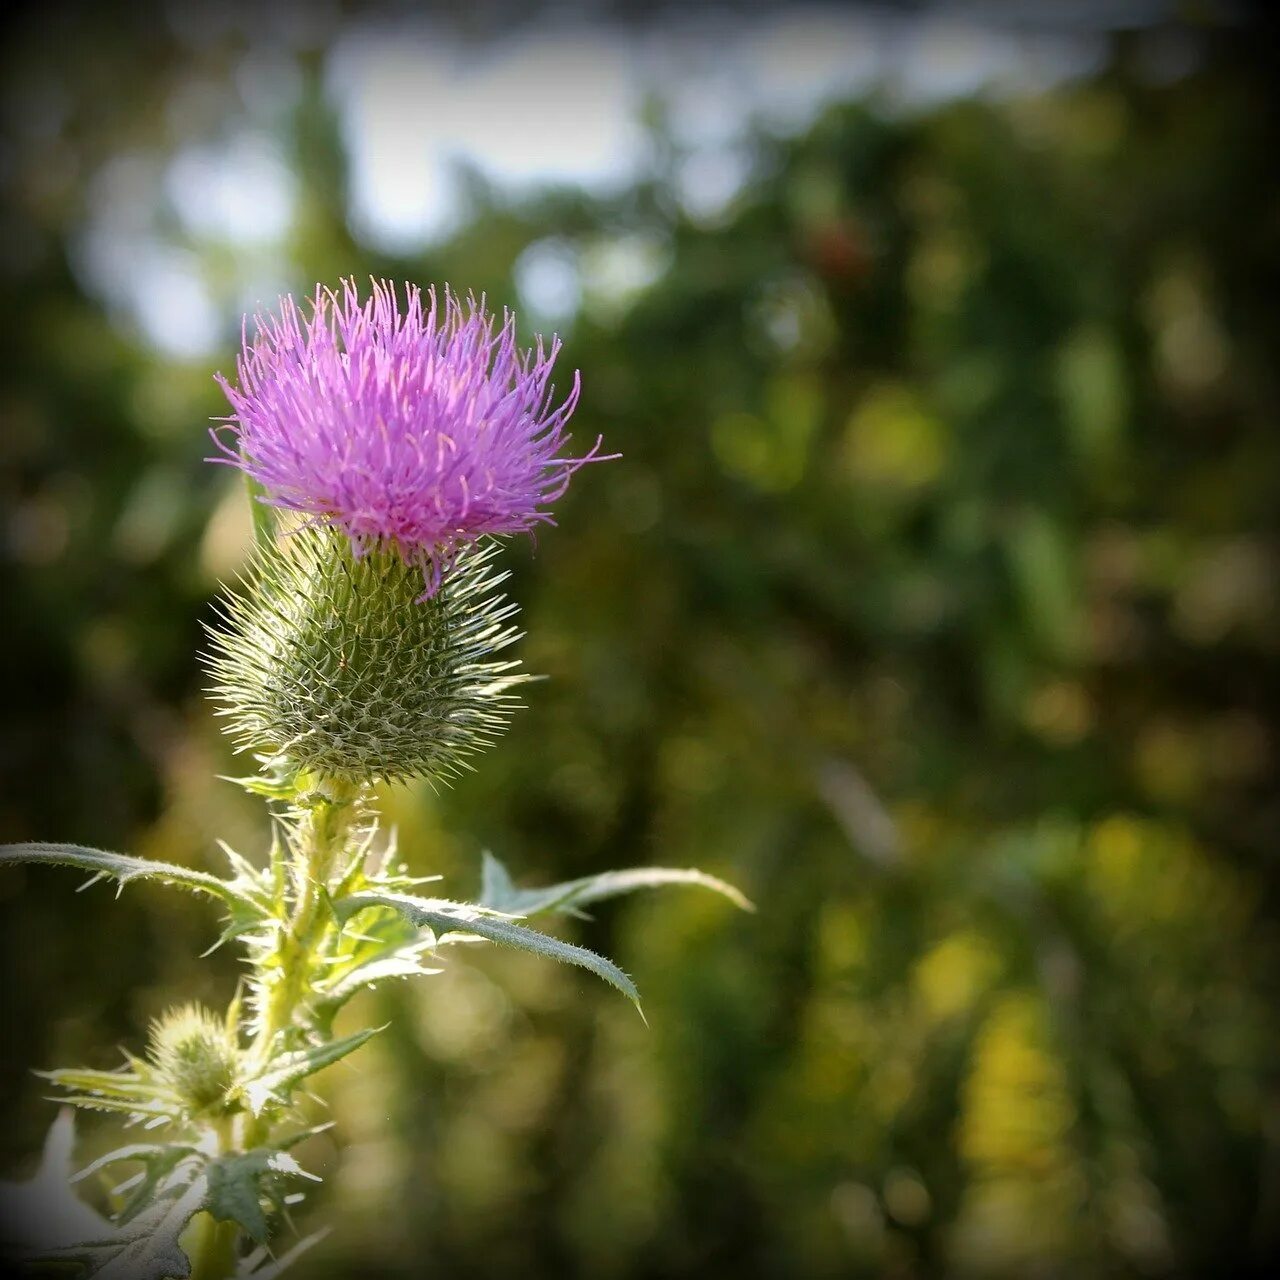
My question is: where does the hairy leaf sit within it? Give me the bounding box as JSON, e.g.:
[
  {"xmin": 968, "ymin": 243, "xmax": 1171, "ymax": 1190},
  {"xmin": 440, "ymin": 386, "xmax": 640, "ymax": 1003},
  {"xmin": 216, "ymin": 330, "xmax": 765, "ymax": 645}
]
[
  {"xmin": 68, "ymin": 1143, "xmax": 200, "ymax": 1231},
  {"xmin": 39, "ymin": 1066, "xmax": 161, "ymax": 1101},
  {"xmin": 238, "ymin": 1227, "xmax": 330, "ymax": 1279},
  {"xmin": 338, "ymin": 891, "xmax": 641, "ymax": 1005},
  {"xmin": 205, "ymin": 1152, "xmax": 275, "ymax": 1244},
  {"xmin": 35, "ymin": 1155, "xmax": 209, "ymax": 1280},
  {"xmin": 46, "ymin": 1096, "xmax": 176, "ymax": 1123},
  {"xmin": 39, "ymin": 1062, "xmax": 184, "ymax": 1128},
  {"xmin": 206, "ymin": 1148, "xmax": 319, "ymax": 1243},
  {"xmin": 0, "ymin": 843, "xmax": 260, "ymax": 913},
  {"xmin": 238, "ymin": 1028, "xmax": 379, "ymax": 1115},
  {"xmin": 314, "ymin": 945, "xmax": 443, "ymax": 1011},
  {"xmin": 73, "ymin": 1144, "xmax": 183, "ymax": 1185},
  {"xmin": 478, "ymin": 851, "xmax": 754, "ymax": 917}
]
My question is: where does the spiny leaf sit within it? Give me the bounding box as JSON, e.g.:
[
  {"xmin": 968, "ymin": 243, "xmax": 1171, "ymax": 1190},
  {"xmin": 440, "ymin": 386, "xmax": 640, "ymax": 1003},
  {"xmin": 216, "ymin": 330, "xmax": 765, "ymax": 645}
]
[
  {"xmin": 204, "ymin": 1151, "xmax": 280, "ymax": 1244},
  {"xmin": 275, "ymin": 1122, "xmax": 334, "ymax": 1152},
  {"xmin": 338, "ymin": 891, "xmax": 641, "ymax": 1006},
  {"xmin": 238, "ymin": 1227, "xmax": 330, "ymax": 1278},
  {"xmin": 96, "ymin": 1167, "xmax": 207, "ymax": 1280},
  {"xmin": 0, "ymin": 843, "xmax": 258, "ymax": 912},
  {"xmin": 48, "ymin": 1096, "xmax": 176, "ymax": 1122},
  {"xmin": 205, "ymin": 1148, "xmax": 319, "ymax": 1243},
  {"xmin": 110, "ymin": 1149, "xmax": 200, "ymax": 1227},
  {"xmin": 478, "ymin": 851, "xmax": 754, "ymax": 917},
  {"xmin": 32, "ymin": 1155, "xmax": 209, "ymax": 1280},
  {"xmin": 218, "ymin": 771, "xmax": 303, "ymax": 801},
  {"xmin": 209, "ymin": 1165, "xmax": 271, "ymax": 1242},
  {"xmin": 39, "ymin": 1063, "xmax": 183, "ymax": 1127},
  {"xmin": 72, "ymin": 1144, "xmax": 195, "ymax": 1186},
  {"xmin": 314, "ymin": 949, "xmax": 443, "ymax": 1011},
  {"xmin": 238, "ymin": 1027, "xmax": 379, "ymax": 1115},
  {"xmin": 39, "ymin": 1066, "xmax": 157, "ymax": 1100}
]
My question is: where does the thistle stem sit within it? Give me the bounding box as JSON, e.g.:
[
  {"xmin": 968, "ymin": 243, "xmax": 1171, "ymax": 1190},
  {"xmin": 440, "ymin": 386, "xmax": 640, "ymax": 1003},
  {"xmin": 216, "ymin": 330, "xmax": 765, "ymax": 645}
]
[
  {"xmin": 185, "ymin": 1213, "xmax": 240, "ymax": 1280},
  {"xmin": 240, "ymin": 778, "xmax": 363, "ymax": 1150},
  {"xmin": 185, "ymin": 1115, "xmax": 240, "ymax": 1280}
]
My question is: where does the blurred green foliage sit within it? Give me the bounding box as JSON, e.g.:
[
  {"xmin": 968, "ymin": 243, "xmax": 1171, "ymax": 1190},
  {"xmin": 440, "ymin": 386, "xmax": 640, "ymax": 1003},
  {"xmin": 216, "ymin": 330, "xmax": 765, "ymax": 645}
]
[{"xmin": 2, "ymin": 9, "xmax": 1278, "ymax": 1278}]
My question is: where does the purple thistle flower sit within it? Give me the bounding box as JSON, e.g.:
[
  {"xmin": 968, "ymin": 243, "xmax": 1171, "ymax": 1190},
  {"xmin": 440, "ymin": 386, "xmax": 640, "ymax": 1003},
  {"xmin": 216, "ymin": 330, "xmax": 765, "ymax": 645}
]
[{"xmin": 211, "ymin": 278, "xmax": 609, "ymax": 596}]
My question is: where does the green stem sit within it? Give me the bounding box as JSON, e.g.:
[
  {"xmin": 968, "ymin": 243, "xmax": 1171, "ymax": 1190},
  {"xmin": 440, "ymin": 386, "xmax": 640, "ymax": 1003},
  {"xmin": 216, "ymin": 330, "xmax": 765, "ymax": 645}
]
[
  {"xmin": 185, "ymin": 1116, "xmax": 240, "ymax": 1280},
  {"xmin": 240, "ymin": 779, "xmax": 363, "ymax": 1149},
  {"xmin": 185, "ymin": 1212, "xmax": 240, "ymax": 1280}
]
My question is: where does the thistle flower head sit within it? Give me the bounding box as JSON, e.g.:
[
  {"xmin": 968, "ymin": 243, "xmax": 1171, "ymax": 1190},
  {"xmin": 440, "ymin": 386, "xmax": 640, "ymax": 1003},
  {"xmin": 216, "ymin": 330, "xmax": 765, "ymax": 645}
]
[
  {"xmin": 212, "ymin": 278, "xmax": 607, "ymax": 596},
  {"xmin": 204, "ymin": 526, "xmax": 527, "ymax": 785}
]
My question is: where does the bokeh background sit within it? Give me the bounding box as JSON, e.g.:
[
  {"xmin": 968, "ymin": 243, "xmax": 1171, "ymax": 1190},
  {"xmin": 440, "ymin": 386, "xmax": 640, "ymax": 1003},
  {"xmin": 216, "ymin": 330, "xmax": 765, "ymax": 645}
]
[{"xmin": 2, "ymin": 1, "xmax": 1278, "ymax": 1276}]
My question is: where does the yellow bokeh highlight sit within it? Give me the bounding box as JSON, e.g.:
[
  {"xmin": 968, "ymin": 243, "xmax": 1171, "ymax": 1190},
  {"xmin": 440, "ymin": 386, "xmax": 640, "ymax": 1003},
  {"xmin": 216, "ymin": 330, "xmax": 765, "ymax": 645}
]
[
  {"xmin": 842, "ymin": 382, "xmax": 948, "ymax": 494},
  {"xmin": 710, "ymin": 373, "xmax": 822, "ymax": 492},
  {"xmin": 959, "ymin": 991, "xmax": 1076, "ymax": 1174},
  {"xmin": 953, "ymin": 991, "xmax": 1084, "ymax": 1270},
  {"xmin": 912, "ymin": 930, "xmax": 1001, "ymax": 1023}
]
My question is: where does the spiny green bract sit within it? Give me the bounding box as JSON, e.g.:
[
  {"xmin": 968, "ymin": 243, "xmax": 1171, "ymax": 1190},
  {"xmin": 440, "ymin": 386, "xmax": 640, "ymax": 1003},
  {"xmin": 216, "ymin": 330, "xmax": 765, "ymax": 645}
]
[
  {"xmin": 204, "ymin": 526, "xmax": 528, "ymax": 785},
  {"xmin": 148, "ymin": 1003, "xmax": 238, "ymax": 1113}
]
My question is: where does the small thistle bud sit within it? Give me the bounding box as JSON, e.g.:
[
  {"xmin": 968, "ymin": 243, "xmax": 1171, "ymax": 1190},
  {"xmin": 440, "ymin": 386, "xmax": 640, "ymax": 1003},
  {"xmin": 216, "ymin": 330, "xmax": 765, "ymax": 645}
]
[
  {"xmin": 204, "ymin": 525, "xmax": 527, "ymax": 785},
  {"xmin": 148, "ymin": 1004, "xmax": 238, "ymax": 1114}
]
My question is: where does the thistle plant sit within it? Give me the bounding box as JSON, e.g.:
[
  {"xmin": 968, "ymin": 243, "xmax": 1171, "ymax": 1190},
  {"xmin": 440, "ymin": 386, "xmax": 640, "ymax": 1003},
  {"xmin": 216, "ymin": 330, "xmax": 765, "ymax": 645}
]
[{"xmin": 0, "ymin": 279, "xmax": 748, "ymax": 1280}]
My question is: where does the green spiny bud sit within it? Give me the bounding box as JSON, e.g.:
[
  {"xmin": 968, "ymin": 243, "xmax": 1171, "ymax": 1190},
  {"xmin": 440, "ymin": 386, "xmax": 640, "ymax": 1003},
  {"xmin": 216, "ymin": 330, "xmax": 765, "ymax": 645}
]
[
  {"xmin": 148, "ymin": 1003, "xmax": 238, "ymax": 1113},
  {"xmin": 203, "ymin": 526, "xmax": 528, "ymax": 785}
]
